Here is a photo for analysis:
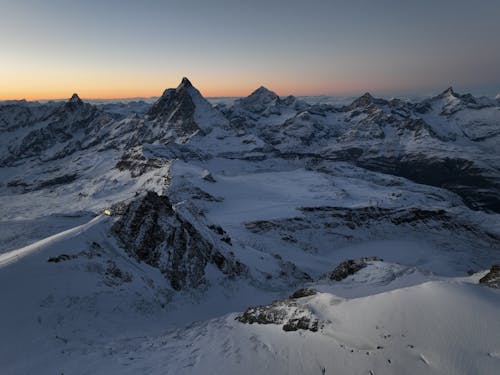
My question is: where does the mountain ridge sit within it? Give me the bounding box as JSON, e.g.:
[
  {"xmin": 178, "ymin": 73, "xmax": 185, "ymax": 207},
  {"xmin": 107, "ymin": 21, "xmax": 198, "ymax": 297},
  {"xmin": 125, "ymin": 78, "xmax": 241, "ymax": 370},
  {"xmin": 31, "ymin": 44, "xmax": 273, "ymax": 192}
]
[{"xmin": 0, "ymin": 77, "xmax": 499, "ymax": 374}]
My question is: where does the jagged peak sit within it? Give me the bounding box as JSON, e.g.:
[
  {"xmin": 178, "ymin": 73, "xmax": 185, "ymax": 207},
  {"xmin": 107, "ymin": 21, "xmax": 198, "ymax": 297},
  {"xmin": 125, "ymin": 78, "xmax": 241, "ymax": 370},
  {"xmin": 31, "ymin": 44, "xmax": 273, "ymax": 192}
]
[
  {"xmin": 438, "ymin": 86, "xmax": 457, "ymax": 98},
  {"xmin": 156, "ymin": 78, "xmax": 196, "ymax": 99},
  {"xmin": 349, "ymin": 92, "xmax": 375, "ymax": 108},
  {"xmin": 147, "ymin": 77, "xmax": 221, "ymax": 133},
  {"xmin": 68, "ymin": 93, "xmax": 83, "ymax": 105},
  {"xmin": 178, "ymin": 77, "xmax": 193, "ymax": 89},
  {"xmin": 62, "ymin": 93, "xmax": 85, "ymax": 111}
]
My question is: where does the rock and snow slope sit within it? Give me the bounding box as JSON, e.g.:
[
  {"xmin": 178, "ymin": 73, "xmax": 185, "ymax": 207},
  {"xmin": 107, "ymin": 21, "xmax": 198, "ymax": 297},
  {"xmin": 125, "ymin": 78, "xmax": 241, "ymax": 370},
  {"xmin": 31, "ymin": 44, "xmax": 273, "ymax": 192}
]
[
  {"xmin": 0, "ymin": 79, "xmax": 499, "ymax": 374},
  {"xmin": 104, "ymin": 278, "xmax": 499, "ymax": 375}
]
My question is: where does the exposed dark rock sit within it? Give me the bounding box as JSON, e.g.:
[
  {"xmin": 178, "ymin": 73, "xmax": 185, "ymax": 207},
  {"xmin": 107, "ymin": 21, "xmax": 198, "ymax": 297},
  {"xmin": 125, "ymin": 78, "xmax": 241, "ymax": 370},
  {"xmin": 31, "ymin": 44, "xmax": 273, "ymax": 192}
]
[
  {"xmin": 110, "ymin": 200, "xmax": 131, "ymax": 216},
  {"xmin": 328, "ymin": 152, "xmax": 500, "ymax": 213},
  {"xmin": 64, "ymin": 93, "xmax": 84, "ymax": 110},
  {"xmin": 47, "ymin": 254, "xmax": 76, "ymax": 263},
  {"xmin": 289, "ymin": 288, "xmax": 318, "ymax": 299},
  {"xmin": 190, "ymin": 187, "xmax": 224, "ymax": 202},
  {"xmin": 208, "ymin": 224, "xmax": 232, "ymax": 245},
  {"xmin": 6, "ymin": 178, "xmax": 29, "ymax": 192},
  {"xmin": 104, "ymin": 261, "xmax": 132, "ymax": 285},
  {"xmin": 279, "ymin": 260, "xmax": 313, "ymax": 281},
  {"xmin": 115, "ymin": 151, "xmax": 164, "ymax": 177},
  {"xmin": 479, "ymin": 264, "xmax": 500, "ymax": 289},
  {"xmin": 112, "ymin": 191, "xmax": 246, "ymax": 290},
  {"xmin": 36, "ymin": 173, "xmax": 78, "ymax": 189},
  {"xmin": 283, "ymin": 317, "xmax": 318, "ymax": 332},
  {"xmin": 236, "ymin": 303, "xmax": 288, "ymax": 325},
  {"xmin": 236, "ymin": 296, "xmax": 320, "ymax": 332},
  {"xmin": 146, "ymin": 78, "xmax": 202, "ymax": 137},
  {"xmin": 246, "ymin": 206, "xmax": 496, "ymax": 243},
  {"xmin": 329, "ymin": 257, "xmax": 382, "ymax": 281}
]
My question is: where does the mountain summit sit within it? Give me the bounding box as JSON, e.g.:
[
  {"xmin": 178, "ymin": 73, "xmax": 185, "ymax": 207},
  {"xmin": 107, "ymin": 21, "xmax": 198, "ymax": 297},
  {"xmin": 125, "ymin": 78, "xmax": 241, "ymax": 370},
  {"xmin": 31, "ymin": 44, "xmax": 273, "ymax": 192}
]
[
  {"xmin": 63, "ymin": 93, "xmax": 84, "ymax": 110},
  {"xmin": 147, "ymin": 78, "xmax": 226, "ymax": 136},
  {"xmin": 438, "ymin": 86, "xmax": 457, "ymax": 98},
  {"xmin": 179, "ymin": 77, "xmax": 193, "ymax": 88},
  {"xmin": 237, "ymin": 86, "xmax": 279, "ymax": 109},
  {"xmin": 69, "ymin": 93, "xmax": 83, "ymax": 104}
]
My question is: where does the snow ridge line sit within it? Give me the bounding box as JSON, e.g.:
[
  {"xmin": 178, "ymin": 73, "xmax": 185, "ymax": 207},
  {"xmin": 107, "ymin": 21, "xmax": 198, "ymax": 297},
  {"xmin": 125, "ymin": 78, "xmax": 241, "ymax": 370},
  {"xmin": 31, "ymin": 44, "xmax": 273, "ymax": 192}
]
[{"xmin": 0, "ymin": 214, "xmax": 106, "ymax": 268}]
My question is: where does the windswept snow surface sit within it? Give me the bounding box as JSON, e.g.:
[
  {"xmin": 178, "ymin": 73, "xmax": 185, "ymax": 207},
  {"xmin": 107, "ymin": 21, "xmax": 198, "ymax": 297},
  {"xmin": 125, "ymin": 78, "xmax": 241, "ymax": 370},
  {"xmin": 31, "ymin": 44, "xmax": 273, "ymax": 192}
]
[
  {"xmin": 0, "ymin": 80, "xmax": 499, "ymax": 374},
  {"xmin": 90, "ymin": 279, "xmax": 499, "ymax": 375}
]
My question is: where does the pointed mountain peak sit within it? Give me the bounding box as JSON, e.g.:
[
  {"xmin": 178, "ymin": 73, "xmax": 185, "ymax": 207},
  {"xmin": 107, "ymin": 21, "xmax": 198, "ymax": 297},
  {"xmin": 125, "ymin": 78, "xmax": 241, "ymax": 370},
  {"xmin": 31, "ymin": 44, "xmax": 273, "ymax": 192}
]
[
  {"xmin": 256, "ymin": 85, "xmax": 271, "ymax": 92},
  {"xmin": 349, "ymin": 92, "xmax": 375, "ymax": 108},
  {"xmin": 62, "ymin": 93, "xmax": 85, "ymax": 111},
  {"xmin": 147, "ymin": 77, "xmax": 224, "ymax": 134},
  {"xmin": 178, "ymin": 77, "xmax": 193, "ymax": 89},
  {"xmin": 250, "ymin": 86, "xmax": 278, "ymax": 98},
  {"xmin": 157, "ymin": 78, "xmax": 196, "ymax": 99},
  {"xmin": 234, "ymin": 85, "xmax": 281, "ymax": 114},
  {"xmin": 438, "ymin": 87, "xmax": 456, "ymax": 98},
  {"xmin": 68, "ymin": 93, "xmax": 83, "ymax": 105}
]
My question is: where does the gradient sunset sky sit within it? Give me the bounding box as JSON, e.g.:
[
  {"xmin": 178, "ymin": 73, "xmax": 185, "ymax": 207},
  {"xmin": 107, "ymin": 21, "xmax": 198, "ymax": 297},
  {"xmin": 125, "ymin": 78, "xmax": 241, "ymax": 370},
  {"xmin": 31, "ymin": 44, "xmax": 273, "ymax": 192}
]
[{"xmin": 1, "ymin": 0, "xmax": 499, "ymax": 100}]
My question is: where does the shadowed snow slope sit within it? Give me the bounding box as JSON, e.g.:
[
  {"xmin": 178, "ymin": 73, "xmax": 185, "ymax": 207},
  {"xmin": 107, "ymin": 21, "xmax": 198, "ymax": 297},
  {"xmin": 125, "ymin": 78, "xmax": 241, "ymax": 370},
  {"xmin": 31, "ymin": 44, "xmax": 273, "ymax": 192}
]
[{"xmin": 0, "ymin": 79, "xmax": 499, "ymax": 374}]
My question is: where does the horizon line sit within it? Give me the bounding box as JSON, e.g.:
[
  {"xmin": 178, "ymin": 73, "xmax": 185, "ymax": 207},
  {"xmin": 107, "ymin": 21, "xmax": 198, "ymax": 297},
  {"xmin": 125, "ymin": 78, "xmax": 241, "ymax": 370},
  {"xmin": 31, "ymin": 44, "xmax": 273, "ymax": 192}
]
[{"xmin": 0, "ymin": 85, "xmax": 498, "ymax": 103}]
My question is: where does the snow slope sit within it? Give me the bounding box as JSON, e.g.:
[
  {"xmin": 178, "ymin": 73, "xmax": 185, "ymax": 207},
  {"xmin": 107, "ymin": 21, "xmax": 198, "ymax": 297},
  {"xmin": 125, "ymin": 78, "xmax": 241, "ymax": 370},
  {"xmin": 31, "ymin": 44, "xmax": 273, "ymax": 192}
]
[{"xmin": 0, "ymin": 78, "xmax": 499, "ymax": 374}]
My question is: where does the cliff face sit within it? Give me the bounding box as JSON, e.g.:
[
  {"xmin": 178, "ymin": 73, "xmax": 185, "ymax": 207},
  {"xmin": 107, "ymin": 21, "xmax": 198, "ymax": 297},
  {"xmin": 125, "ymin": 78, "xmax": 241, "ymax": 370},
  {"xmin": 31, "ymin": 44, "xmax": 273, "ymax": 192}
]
[{"xmin": 112, "ymin": 191, "xmax": 246, "ymax": 290}]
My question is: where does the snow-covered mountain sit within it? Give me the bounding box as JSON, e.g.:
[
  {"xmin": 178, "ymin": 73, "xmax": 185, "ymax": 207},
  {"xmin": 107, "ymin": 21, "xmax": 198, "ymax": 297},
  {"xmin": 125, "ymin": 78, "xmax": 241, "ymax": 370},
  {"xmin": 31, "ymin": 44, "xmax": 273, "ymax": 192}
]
[{"xmin": 0, "ymin": 78, "xmax": 499, "ymax": 374}]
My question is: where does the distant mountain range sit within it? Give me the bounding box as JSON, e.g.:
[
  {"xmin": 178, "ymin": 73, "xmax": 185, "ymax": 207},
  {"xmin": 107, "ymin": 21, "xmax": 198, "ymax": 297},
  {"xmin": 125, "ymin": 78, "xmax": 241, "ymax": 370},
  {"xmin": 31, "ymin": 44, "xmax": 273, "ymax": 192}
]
[{"xmin": 0, "ymin": 78, "xmax": 499, "ymax": 374}]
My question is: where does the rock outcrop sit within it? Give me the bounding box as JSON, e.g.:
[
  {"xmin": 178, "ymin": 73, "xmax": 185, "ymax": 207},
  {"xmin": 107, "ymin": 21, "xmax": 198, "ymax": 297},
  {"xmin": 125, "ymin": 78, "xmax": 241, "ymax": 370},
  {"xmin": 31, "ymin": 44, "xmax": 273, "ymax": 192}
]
[
  {"xmin": 235, "ymin": 290, "xmax": 320, "ymax": 332},
  {"xmin": 112, "ymin": 191, "xmax": 246, "ymax": 290},
  {"xmin": 479, "ymin": 264, "xmax": 500, "ymax": 289},
  {"xmin": 329, "ymin": 257, "xmax": 383, "ymax": 281}
]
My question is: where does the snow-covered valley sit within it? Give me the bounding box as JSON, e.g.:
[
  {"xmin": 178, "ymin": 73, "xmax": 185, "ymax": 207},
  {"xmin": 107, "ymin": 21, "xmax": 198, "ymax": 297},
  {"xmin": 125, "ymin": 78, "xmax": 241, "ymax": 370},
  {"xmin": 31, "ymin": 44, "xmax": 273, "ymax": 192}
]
[{"xmin": 0, "ymin": 78, "xmax": 499, "ymax": 374}]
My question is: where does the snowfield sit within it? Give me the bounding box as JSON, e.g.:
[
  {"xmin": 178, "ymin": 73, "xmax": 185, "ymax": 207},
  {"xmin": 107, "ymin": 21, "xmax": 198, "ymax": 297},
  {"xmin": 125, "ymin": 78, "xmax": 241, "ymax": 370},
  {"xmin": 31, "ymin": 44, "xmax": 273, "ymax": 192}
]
[{"xmin": 0, "ymin": 79, "xmax": 499, "ymax": 374}]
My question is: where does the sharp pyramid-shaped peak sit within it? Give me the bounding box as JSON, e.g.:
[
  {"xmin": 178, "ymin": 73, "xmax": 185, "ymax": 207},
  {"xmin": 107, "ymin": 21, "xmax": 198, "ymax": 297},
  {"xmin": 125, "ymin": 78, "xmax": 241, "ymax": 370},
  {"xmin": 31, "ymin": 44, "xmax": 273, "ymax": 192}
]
[
  {"xmin": 68, "ymin": 93, "xmax": 83, "ymax": 105},
  {"xmin": 438, "ymin": 86, "xmax": 456, "ymax": 98},
  {"xmin": 359, "ymin": 92, "xmax": 375, "ymax": 103},
  {"xmin": 62, "ymin": 93, "xmax": 85, "ymax": 111},
  {"xmin": 178, "ymin": 77, "xmax": 193, "ymax": 89},
  {"xmin": 349, "ymin": 92, "xmax": 375, "ymax": 108},
  {"xmin": 238, "ymin": 85, "xmax": 280, "ymax": 106},
  {"xmin": 249, "ymin": 85, "xmax": 279, "ymax": 99},
  {"xmin": 147, "ymin": 77, "xmax": 225, "ymax": 134},
  {"xmin": 157, "ymin": 77, "xmax": 201, "ymax": 99}
]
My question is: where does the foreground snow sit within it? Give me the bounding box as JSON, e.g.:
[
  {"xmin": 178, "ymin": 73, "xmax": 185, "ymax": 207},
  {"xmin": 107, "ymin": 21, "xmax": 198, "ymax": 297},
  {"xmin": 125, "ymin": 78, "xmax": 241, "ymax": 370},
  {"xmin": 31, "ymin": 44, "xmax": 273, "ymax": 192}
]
[
  {"xmin": 113, "ymin": 280, "xmax": 499, "ymax": 375},
  {"xmin": 0, "ymin": 213, "xmax": 498, "ymax": 374},
  {"xmin": 3, "ymin": 245, "xmax": 498, "ymax": 375}
]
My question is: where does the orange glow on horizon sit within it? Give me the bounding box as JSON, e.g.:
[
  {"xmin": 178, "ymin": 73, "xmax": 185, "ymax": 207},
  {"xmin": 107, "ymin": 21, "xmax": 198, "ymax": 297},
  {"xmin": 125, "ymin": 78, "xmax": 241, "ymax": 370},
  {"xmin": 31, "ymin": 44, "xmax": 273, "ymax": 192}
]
[
  {"xmin": 0, "ymin": 83, "xmax": 397, "ymax": 101},
  {"xmin": 0, "ymin": 75, "xmax": 462, "ymax": 101}
]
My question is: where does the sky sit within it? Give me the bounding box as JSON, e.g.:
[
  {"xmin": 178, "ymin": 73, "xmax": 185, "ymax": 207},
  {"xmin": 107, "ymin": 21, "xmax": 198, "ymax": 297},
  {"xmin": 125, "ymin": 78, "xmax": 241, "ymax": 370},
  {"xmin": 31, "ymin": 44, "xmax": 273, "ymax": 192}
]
[{"xmin": 1, "ymin": 0, "xmax": 499, "ymax": 100}]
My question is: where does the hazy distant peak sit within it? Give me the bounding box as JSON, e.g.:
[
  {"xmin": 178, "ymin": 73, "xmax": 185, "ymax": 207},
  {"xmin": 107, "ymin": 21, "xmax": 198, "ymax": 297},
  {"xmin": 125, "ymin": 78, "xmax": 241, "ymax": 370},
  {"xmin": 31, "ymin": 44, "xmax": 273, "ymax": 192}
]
[
  {"xmin": 62, "ymin": 93, "xmax": 85, "ymax": 111},
  {"xmin": 438, "ymin": 86, "xmax": 456, "ymax": 98},
  {"xmin": 251, "ymin": 86, "xmax": 278, "ymax": 98},
  {"xmin": 349, "ymin": 92, "xmax": 375, "ymax": 108},
  {"xmin": 69, "ymin": 93, "xmax": 83, "ymax": 104}
]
